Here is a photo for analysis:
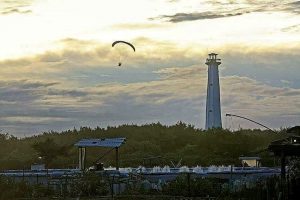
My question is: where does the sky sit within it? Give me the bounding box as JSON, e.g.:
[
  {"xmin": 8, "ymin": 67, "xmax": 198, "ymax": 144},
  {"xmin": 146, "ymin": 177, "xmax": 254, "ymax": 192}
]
[{"xmin": 0, "ymin": 0, "xmax": 299, "ymax": 136}]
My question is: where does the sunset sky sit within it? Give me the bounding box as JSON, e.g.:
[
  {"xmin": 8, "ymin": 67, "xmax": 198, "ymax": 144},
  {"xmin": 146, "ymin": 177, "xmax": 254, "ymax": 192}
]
[{"xmin": 0, "ymin": 0, "xmax": 299, "ymax": 136}]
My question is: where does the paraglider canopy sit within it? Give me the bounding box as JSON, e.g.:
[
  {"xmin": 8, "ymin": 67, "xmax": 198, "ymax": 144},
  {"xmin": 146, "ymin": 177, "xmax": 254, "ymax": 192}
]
[
  {"xmin": 112, "ymin": 41, "xmax": 135, "ymax": 52},
  {"xmin": 112, "ymin": 40, "xmax": 135, "ymax": 67}
]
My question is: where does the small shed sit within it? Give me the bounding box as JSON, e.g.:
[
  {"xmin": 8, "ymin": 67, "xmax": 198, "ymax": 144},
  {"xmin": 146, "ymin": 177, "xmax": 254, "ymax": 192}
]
[
  {"xmin": 74, "ymin": 138, "xmax": 126, "ymax": 170},
  {"xmin": 239, "ymin": 156, "xmax": 261, "ymax": 168}
]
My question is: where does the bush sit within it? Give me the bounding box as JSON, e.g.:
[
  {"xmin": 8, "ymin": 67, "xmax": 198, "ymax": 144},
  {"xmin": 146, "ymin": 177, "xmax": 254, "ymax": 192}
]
[
  {"xmin": 163, "ymin": 174, "xmax": 224, "ymax": 197},
  {"xmin": 69, "ymin": 172, "xmax": 109, "ymax": 197},
  {"xmin": 0, "ymin": 175, "xmax": 53, "ymax": 199}
]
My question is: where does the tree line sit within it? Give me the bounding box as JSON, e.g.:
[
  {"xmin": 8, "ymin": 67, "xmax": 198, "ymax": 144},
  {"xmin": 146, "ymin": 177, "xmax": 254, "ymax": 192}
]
[{"xmin": 0, "ymin": 122, "xmax": 289, "ymax": 170}]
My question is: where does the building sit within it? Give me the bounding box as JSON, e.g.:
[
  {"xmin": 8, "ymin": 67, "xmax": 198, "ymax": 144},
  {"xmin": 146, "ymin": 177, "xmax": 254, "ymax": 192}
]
[{"xmin": 205, "ymin": 53, "xmax": 222, "ymax": 129}]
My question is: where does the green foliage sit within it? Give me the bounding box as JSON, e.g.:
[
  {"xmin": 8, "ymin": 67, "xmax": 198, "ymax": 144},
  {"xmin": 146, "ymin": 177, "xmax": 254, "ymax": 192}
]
[
  {"xmin": 31, "ymin": 138, "xmax": 71, "ymax": 167},
  {"xmin": 289, "ymin": 158, "xmax": 300, "ymax": 179},
  {"xmin": 123, "ymin": 175, "xmax": 286, "ymax": 199},
  {"xmin": 0, "ymin": 175, "xmax": 53, "ymax": 199},
  {"xmin": 69, "ymin": 172, "xmax": 109, "ymax": 197},
  {"xmin": 163, "ymin": 175, "xmax": 224, "ymax": 197},
  {"xmin": 221, "ymin": 176, "xmax": 283, "ymax": 200},
  {"xmin": 0, "ymin": 123, "xmax": 286, "ymax": 170}
]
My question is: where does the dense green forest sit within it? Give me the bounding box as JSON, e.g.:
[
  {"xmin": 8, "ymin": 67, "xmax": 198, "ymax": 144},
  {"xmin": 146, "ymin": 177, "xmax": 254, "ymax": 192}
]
[{"xmin": 0, "ymin": 122, "xmax": 290, "ymax": 170}]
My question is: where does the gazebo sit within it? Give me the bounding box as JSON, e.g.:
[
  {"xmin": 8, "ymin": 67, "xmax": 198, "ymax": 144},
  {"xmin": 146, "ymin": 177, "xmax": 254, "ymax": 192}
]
[
  {"xmin": 268, "ymin": 135, "xmax": 300, "ymax": 179},
  {"xmin": 74, "ymin": 137, "xmax": 126, "ymax": 170}
]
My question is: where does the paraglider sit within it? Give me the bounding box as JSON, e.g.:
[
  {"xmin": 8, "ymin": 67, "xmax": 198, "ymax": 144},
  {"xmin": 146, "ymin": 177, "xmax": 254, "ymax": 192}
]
[
  {"xmin": 112, "ymin": 41, "xmax": 135, "ymax": 52},
  {"xmin": 112, "ymin": 41, "xmax": 135, "ymax": 66}
]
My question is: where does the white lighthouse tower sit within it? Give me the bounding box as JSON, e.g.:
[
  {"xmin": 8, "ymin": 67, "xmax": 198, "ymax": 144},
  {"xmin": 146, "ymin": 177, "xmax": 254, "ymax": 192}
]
[{"xmin": 205, "ymin": 53, "xmax": 222, "ymax": 129}]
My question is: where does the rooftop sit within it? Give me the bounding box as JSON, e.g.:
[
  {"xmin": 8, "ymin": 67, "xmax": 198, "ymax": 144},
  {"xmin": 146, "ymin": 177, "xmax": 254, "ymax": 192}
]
[{"xmin": 74, "ymin": 138, "xmax": 126, "ymax": 148}]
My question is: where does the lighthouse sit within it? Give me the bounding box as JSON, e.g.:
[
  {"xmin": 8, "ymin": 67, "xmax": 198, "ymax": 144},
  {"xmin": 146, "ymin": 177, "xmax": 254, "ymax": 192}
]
[{"xmin": 205, "ymin": 53, "xmax": 222, "ymax": 129}]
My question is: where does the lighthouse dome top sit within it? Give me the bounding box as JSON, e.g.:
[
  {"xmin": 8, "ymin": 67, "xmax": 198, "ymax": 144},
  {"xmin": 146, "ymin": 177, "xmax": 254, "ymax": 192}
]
[
  {"xmin": 206, "ymin": 53, "xmax": 221, "ymax": 65},
  {"xmin": 208, "ymin": 53, "xmax": 219, "ymax": 59}
]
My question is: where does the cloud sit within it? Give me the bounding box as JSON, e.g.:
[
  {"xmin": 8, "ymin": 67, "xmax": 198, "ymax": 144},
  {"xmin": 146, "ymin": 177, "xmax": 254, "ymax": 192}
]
[
  {"xmin": 47, "ymin": 89, "xmax": 89, "ymax": 98},
  {"xmin": 1, "ymin": 8, "xmax": 31, "ymax": 15},
  {"xmin": 155, "ymin": 11, "xmax": 245, "ymax": 22},
  {"xmin": 0, "ymin": 80, "xmax": 58, "ymax": 103},
  {"xmin": 281, "ymin": 24, "xmax": 300, "ymax": 32},
  {"xmin": 0, "ymin": 116, "xmax": 70, "ymax": 124},
  {"xmin": 153, "ymin": 0, "xmax": 300, "ymax": 23},
  {"xmin": 219, "ymin": 44, "xmax": 300, "ymax": 89},
  {"xmin": 283, "ymin": 0, "xmax": 300, "ymax": 14},
  {"xmin": 0, "ymin": 79, "xmax": 58, "ymax": 89},
  {"xmin": 0, "ymin": 0, "xmax": 34, "ymax": 15}
]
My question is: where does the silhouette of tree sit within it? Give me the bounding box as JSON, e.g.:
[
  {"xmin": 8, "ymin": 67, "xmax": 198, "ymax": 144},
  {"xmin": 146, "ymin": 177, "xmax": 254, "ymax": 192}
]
[{"xmin": 31, "ymin": 138, "xmax": 70, "ymax": 167}]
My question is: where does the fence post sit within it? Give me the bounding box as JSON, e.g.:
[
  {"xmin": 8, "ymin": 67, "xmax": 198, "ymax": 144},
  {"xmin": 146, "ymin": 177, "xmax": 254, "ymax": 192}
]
[{"xmin": 187, "ymin": 173, "xmax": 191, "ymax": 197}]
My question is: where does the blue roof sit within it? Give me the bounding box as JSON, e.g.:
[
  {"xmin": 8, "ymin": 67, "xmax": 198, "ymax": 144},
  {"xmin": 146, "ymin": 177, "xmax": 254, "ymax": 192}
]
[{"xmin": 74, "ymin": 138, "xmax": 126, "ymax": 148}]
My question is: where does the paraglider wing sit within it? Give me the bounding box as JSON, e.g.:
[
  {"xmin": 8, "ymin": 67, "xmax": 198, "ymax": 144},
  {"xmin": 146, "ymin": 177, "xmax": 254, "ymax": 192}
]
[{"xmin": 112, "ymin": 41, "xmax": 135, "ymax": 52}]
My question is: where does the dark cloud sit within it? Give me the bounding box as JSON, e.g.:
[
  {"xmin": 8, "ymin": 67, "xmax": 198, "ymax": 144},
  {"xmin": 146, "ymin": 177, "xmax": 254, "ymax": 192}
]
[
  {"xmin": 153, "ymin": 0, "xmax": 300, "ymax": 23},
  {"xmin": 286, "ymin": 1, "xmax": 300, "ymax": 8},
  {"xmin": 0, "ymin": 80, "xmax": 58, "ymax": 89},
  {"xmin": 280, "ymin": 1, "xmax": 300, "ymax": 14},
  {"xmin": 0, "ymin": 80, "xmax": 58, "ymax": 103},
  {"xmin": 47, "ymin": 89, "xmax": 89, "ymax": 97},
  {"xmin": 19, "ymin": 81, "xmax": 58, "ymax": 89},
  {"xmin": 157, "ymin": 11, "xmax": 245, "ymax": 22}
]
